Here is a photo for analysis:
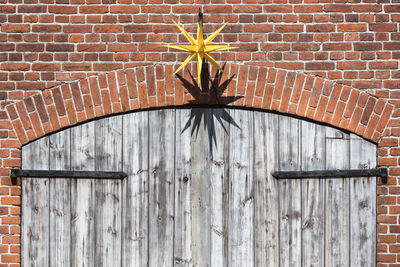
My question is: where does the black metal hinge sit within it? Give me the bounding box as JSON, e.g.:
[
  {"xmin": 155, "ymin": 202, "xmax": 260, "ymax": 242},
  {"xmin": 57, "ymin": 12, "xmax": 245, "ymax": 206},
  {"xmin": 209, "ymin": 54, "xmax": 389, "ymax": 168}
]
[
  {"xmin": 11, "ymin": 169, "xmax": 127, "ymax": 184},
  {"xmin": 272, "ymin": 168, "xmax": 388, "ymax": 184}
]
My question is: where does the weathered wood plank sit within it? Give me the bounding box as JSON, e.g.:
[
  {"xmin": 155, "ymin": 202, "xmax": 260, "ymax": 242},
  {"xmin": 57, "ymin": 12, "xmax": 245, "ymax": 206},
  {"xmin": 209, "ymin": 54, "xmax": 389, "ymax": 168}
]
[
  {"xmin": 325, "ymin": 127, "xmax": 350, "ymax": 267},
  {"xmin": 70, "ymin": 121, "xmax": 96, "ymax": 267},
  {"xmin": 253, "ymin": 112, "xmax": 279, "ymax": 266},
  {"xmin": 94, "ymin": 117, "xmax": 123, "ymax": 266},
  {"xmin": 122, "ymin": 111, "xmax": 149, "ymax": 267},
  {"xmin": 148, "ymin": 109, "xmax": 175, "ymax": 267},
  {"xmin": 210, "ymin": 108, "xmax": 230, "ymax": 267},
  {"xmin": 174, "ymin": 108, "xmax": 192, "ymax": 266},
  {"xmin": 228, "ymin": 109, "xmax": 254, "ymax": 266},
  {"xmin": 278, "ymin": 116, "xmax": 301, "ymax": 267},
  {"xmin": 49, "ymin": 129, "xmax": 71, "ymax": 267},
  {"xmin": 349, "ymin": 134, "xmax": 376, "ymax": 267},
  {"xmin": 190, "ymin": 108, "xmax": 213, "ymax": 267},
  {"xmin": 20, "ymin": 109, "xmax": 378, "ymax": 267},
  {"xmin": 21, "ymin": 137, "xmax": 50, "ymax": 267},
  {"xmin": 301, "ymin": 120, "xmax": 325, "ymax": 267}
]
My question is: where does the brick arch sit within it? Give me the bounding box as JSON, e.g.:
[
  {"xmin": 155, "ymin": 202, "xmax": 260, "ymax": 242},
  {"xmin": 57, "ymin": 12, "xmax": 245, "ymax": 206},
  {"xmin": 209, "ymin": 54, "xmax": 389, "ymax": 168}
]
[{"xmin": 4, "ymin": 63, "xmax": 394, "ymax": 147}]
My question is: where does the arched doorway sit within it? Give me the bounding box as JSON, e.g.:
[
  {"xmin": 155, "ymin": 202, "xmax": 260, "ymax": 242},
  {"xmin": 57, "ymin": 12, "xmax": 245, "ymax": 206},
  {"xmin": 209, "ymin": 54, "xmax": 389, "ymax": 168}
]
[{"xmin": 21, "ymin": 108, "xmax": 376, "ymax": 266}]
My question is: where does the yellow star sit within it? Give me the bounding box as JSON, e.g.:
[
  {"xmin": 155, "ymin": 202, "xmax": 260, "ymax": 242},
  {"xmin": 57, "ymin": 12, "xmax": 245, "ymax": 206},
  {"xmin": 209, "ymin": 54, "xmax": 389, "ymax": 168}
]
[{"xmin": 163, "ymin": 20, "xmax": 238, "ymax": 85}]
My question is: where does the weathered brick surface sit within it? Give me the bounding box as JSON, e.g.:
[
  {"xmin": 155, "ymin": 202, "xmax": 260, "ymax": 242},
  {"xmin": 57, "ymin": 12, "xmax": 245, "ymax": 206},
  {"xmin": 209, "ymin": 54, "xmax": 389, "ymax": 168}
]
[{"xmin": 0, "ymin": 2, "xmax": 399, "ymax": 266}]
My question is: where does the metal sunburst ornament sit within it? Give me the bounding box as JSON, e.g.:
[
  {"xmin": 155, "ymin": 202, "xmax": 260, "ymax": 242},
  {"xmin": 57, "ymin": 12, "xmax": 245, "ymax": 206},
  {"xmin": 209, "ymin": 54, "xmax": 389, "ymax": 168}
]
[{"xmin": 163, "ymin": 12, "xmax": 238, "ymax": 85}]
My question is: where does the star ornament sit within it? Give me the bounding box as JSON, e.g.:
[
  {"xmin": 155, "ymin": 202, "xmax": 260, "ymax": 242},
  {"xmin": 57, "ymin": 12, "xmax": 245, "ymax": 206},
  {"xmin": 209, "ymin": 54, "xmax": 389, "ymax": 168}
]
[{"xmin": 163, "ymin": 16, "xmax": 238, "ymax": 85}]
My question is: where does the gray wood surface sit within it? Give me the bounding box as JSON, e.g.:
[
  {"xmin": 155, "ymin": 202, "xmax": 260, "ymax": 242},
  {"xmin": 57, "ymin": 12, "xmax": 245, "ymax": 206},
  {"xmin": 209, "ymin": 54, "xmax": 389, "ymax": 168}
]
[
  {"xmin": 254, "ymin": 112, "xmax": 279, "ymax": 266},
  {"xmin": 70, "ymin": 121, "xmax": 96, "ymax": 267},
  {"xmin": 174, "ymin": 108, "xmax": 192, "ymax": 266},
  {"xmin": 49, "ymin": 129, "xmax": 71, "ymax": 267},
  {"xmin": 94, "ymin": 117, "xmax": 123, "ymax": 266},
  {"xmin": 229, "ymin": 109, "xmax": 254, "ymax": 266},
  {"xmin": 22, "ymin": 136, "xmax": 50, "ymax": 267},
  {"xmin": 350, "ymin": 134, "xmax": 377, "ymax": 267},
  {"xmin": 325, "ymin": 127, "xmax": 350, "ymax": 267},
  {"xmin": 301, "ymin": 121, "xmax": 325, "ymax": 267},
  {"xmin": 148, "ymin": 109, "xmax": 175, "ymax": 267},
  {"xmin": 122, "ymin": 112, "xmax": 149, "ymax": 267},
  {"xmin": 191, "ymin": 108, "xmax": 212, "ymax": 267},
  {"xmin": 209, "ymin": 108, "xmax": 230, "ymax": 267},
  {"xmin": 278, "ymin": 116, "xmax": 302, "ymax": 267},
  {"xmin": 21, "ymin": 108, "xmax": 377, "ymax": 267}
]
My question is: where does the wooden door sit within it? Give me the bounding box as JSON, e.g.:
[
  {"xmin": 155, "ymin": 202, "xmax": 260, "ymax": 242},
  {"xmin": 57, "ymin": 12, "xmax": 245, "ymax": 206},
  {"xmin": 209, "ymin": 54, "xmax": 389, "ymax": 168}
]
[{"xmin": 21, "ymin": 108, "xmax": 376, "ymax": 267}]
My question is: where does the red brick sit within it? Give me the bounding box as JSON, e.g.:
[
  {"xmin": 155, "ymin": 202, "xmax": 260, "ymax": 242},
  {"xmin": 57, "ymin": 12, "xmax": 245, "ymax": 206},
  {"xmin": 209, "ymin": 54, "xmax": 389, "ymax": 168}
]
[
  {"xmin": 137, "ymin": 83, "xmax": 148, "ymax": 108},
  {"xmin": 64, "ymin": 99, "xmax": 77, "ymax": 125},
  {"xmin": 272, "ymin": 70, "xmax": 286, "ymax": 100},
  {"xmin": 376, "ymin": 104, "xmax": 394, "ymax": 133},
  {"xmin": 32, "ymin": 24, "xmax": 61, "ymax": 33},
  {"xmin": 110, "ymin": 5, "xmax": 139, "ymax": 14},
  {"xmin": 245, "ymin": 81, "xmax": 256, "ymax": 107},
  {"xmin": 294, "ymin": 5, "xmax": 322, "ymax": 13},
  {"xmin": 107, "ymin": 72, "xmax": 120, "ymax": 103},
  {"xmin": 370, "ymin": 61, "xmax": 398, "ymax": 69},
  {"xmin": 63, "ymin": 25, "xmax": 92, "ymax": 33},
  {"xmin": 244, "ymin": 24, "xmax": 273, "ymax": 33},
  {"xmin": 46, "ymin": 44, "xmax": 74, "ymax": 52},
  {"xmin": 79, "ymin": 6, "xmax": 108, "ymax": 14},
  {"xmin": 324, "ymin": 4, "xmax": 352, "ymax": 13},
  {"xmin": 354, "ymin": 42, "xmax": 382, "ymax": 51},
  {"xmin": 205, "ymin": 5, "xmax": 233, "ymax": 13},
  {"xmin": 15, "ymin": 102, "xmax": 31, "ymax": 131},
  {"xmin": 370, "ymin": 23, "xmax": 397, "ymax": 32},
  {"xmin": 1, "ymin": 63, "xmax": 30, "ymax": 71},
  {"xmin": 297, "ymin": 90, "xmax": 311, "ymax": 116},
  {"xmin": 255, "ymin": 68, "xmax": 267, "ymax": 97},
  {"xmin": 306, "ymin": 62, "xmax": 335, "ymax": 70},
  {"xmin": 82, "ymin": 95, "xmax": 95, "ymax": 119},
  {"xmin": 309, "ymin": 77, "xmax": 324, "ymax": 108},
  {"xmin": 275, "ymin": 25, "xmax": 303, "ymax": 32},
  {"xmin": 2, "ymin": 24, "xmax": 29, "ymax": 33},
  {"xmin": 33, "ymin": 95, "xmax": 49, "ymax": 124},
  {"xmin": 385, "ymin": 5, "xmax": 400, "ymax": 12},
  {"xmin": 237, "ymin": 65, "xmax": 249, "ymax": 95},
  {"xmin": 344, "ymin": 90, "xmax": 360, "ymax": 118},
  {"xmin": 146, "ymin": 66, "xmax": 156, "ymax": 96},
  {"xmin": 364, "ymin": 113, "xmax": 380, "ymax": 139},
  {"xmin": 262, "ymin": 84, "xmax": 274, "ymax": 109},
  {"xmin": 126, "ymin": 69, "xmax": 138, "ymax": 99},
  {"xmin": 337, "ymin": 24, "xmax": 366, "ymax": 32},
  {"xmin": 360, "ymin": 97, "xmax": 377, "ymax": 125},
  {"xmin": 337, "ymin": 61, "xmax": 367, "ymax": 70},
  {"xmin": 292, "ymin": 43, "xmax": 320, "ymax": 51},
  {"xmin": 306, "ymin": 24, "xmax": 335, "ymax": 32}
]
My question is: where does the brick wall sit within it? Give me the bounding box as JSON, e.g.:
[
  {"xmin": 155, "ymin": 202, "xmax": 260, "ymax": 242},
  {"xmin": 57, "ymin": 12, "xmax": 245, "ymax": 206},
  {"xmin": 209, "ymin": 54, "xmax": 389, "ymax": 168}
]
[{"xmin": 0, "ymin": 1, "xmax": 400, "ymax": 266}]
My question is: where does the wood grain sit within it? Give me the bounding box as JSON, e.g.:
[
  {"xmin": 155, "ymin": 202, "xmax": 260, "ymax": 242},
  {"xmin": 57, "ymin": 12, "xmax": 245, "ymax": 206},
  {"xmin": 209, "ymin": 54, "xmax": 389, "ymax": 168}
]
[{"xmin": 20, "ymin": 109, "xmax": 377, "ymax": 267}]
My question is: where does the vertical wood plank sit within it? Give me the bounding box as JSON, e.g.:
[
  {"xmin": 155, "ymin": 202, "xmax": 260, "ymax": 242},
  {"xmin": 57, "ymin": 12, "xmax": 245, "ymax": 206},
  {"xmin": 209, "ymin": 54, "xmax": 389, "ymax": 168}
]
[
  {"xmin": 94, "ymin": 117, "xmax": 123, "ymax": 266},
  {"xmin": 228, "ymin": 109, "xmax": 254, "ymax": 267},
  {"xmin": 21, "ymin": 137, "xmax": 50, "ymax": 267},
  {"xmin": 278, "ymin": 116, "xmax": 301, "ymax": 267},
  {"xmin": 70, "ymin": 121, "xmax": 96, "ymax": 267},
  {"xmin": 325, "ymin": 127, "xmax": 350, "ymax": 266},
  {"xmin": 253, "ymin": 112, "xmax": 279, "ymax": 266},
  {"xmin": 350, "ymin": 134, "xmax": 376, "ymax": 267},
  {"xmin": 210, "ymin": 108, "xmax": 230, "ymax": 267},
  {"xmin": 122, "ymin": 112, "xmax": 149, "ymax": 267},
  {"xmin": 190, "ymin": 108, "xmax": 212, "ymax": 267},
  {"xmin": 301, "ymin": 120, "xmax": 325, "ymax": 267},
  {"xmin": 148, "ymin": 109, "xmax": 175, "ymax": 267},
  {"xmin": 49, "ymin": 129, "xmax": 71, "ymax": 267},
  {"xmin": 174, "ymin": 108, "xmax": 192, "ymax": 266}
]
